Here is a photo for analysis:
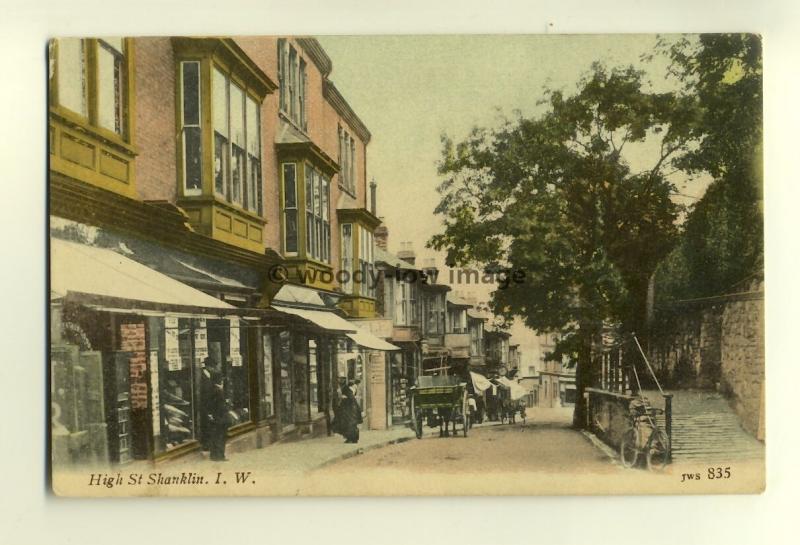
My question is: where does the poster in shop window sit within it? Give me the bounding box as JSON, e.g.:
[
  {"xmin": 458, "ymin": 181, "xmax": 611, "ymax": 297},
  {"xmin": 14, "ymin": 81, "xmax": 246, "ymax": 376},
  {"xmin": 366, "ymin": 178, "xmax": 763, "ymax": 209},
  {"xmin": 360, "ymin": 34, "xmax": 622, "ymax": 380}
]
[{"xmin": 47, "ymin": 31, "xmax": 766, "ymax": 499}]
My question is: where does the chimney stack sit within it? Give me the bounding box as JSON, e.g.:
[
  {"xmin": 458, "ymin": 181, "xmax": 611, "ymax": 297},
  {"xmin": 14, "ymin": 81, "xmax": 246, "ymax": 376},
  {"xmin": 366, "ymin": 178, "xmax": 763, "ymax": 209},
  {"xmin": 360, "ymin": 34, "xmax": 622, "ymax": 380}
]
[
  {"xmin": 370, "ymin": 178, "xmax": 378, "ymax": 215},
  {"xmin": 374, "ymin": 218, "xmax": 388, "ymax": 251},
  {"xmin": 397, "ymin": 241, "xmax": 416, "ymax": 266}
]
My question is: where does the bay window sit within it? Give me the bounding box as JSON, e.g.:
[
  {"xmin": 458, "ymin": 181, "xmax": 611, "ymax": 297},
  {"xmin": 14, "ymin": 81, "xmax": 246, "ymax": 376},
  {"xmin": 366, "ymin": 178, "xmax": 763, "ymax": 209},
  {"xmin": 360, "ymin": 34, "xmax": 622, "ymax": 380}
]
[
  {"xmin": 54, "ymin": 38, "xmax": 128, "ymax": 137},
  {"xmin": 282, "ymin": 162, "xmax": 329, "ymax": 261},
  {"xmin": 190, "ymin": 65, "xmax": 263, "ymax": 214},
  {"xmin": 172, "ymin": 38, "xmax": 275, "ymax": 254},
  {"xmin": 50, "ymin": 37, "xmax": 136, "ymax": 196}
]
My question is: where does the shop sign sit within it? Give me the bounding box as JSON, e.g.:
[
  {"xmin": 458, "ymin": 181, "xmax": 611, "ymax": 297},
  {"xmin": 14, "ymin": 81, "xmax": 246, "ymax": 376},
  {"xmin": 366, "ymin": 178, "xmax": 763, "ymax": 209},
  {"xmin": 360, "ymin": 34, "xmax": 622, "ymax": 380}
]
[
  {"xmin": 194, "ymin": 319, "xmax": 208, "ymax": 362},
  {"xmin": 165, "ymin": 316, "xmax": 181, "ymax": 371},
  {"xmin": 230, "ymin": 318, "xmax": 242, "ymax": 367},
  {"xmin": 120, "ymin": 322, "xmax": 148, "ymax": 410}
]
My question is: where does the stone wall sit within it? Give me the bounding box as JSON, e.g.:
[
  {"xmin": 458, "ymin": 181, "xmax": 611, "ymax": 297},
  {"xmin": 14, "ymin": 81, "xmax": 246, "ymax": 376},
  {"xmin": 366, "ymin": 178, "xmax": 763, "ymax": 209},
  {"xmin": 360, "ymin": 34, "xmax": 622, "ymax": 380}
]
[
  {"xmin": 719, "ymin": 293, "xmax": 765, "ymax": 440},
  {"xmin": 649, "ymin": 281, "xmax": 764, "ymax": 440}
]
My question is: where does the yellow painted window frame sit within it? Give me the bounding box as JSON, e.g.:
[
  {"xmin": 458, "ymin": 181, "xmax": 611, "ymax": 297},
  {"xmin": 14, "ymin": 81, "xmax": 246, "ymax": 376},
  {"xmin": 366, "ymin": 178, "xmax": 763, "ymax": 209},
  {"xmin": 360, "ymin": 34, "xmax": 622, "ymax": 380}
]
[
  {"xmin": 174, "ymin": 52, "xmax": 267, "ymax": 223},
  {"xmin": 49, "ymin": 37, "xmax": 136, "ymax": 154}
]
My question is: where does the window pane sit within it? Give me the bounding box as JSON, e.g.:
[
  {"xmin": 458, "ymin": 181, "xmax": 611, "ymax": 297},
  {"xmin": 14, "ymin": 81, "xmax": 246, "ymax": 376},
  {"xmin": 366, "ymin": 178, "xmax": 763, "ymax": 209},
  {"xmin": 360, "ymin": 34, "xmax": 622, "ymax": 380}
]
[
  {"xmin": 306, "ymin": 212, "xmax": 315, "ymax": 258},
  {"xmin": 212, "ymin": 68, "xmax": 228, "ymax": 136},
  {"xmin": 285, "ymin": 210, "xmax": 297, "ymax": 253},
  {"xmin": 182, "ymin": 62, "xmax": 200, "ymax": 126},
  {"xmin": 249, "ymin": 157, "xmax": 261, "ymax": 214},
  {"xmin": 230, "ymin": 83, "xmax": 245, "ymax": 148},
  {"xmin": 312, "ymin": 169, "xmax": 320, "ymax": 217},
  {"xmin": 56, "ymin": 38, "xmax": 86, "ymax": 116},
  {"xmin": 288, "ymin": 47, "xmax": 297, "ymax": 120},
  {"xmin": 277, "ymin": 39, "xmax": 285, "ymax": 111},
  {"xmin": 283, "ymin": 163, "xmax": 296, "ymax": 208},
  {"xmin": 321, "ymin": 178, "xmax": 329, "ymax": 221},
  {"xmin": 246, "ymin": 97, "xmax": 259, "ymax": 156},
  {"xmin": 299, "ymin": 60, "xmax": 306, "ymax": 129},
  {"xmin": 305, "ymin": 164, "xmax": 313, "ymax": 209},
  {"xmin": 342, "ymin": 224, "xmax": 353, "ymax": 293},
  {"xmin": 231, "ymin": 146, "xmax": 244, "ymax": 205},
  {"xmin": 324, "ymin": 223, "xmax": 330, "ymax": 263},
  {"xmin": 212, "ymin": 68, "xmax": 228, "ymax": 197},
  {"xmin": 97, "ymin": 45, "xmax": 123, "ymax": 134},
  {"xmin": 214, "ymin": 133, "xmax": 227, "ymax": 196},
  {"xmin": 183, "ymin": 126, "xmax": 202, "ymax": 191}
]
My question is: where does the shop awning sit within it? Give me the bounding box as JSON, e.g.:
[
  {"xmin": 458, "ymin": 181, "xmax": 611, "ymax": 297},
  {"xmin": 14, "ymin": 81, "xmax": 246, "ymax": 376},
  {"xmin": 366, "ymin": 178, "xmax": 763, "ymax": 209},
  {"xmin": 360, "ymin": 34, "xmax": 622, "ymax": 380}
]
[
  {"xmin": 470, "ymin": 371, "xmax": 493, "ymax": 392},
  {"xmin": 272, "ymin": 304, "xmax": 357, "ymax": 333},
  {"xmin": 496, "ymin": 376, "xmax": 529, "ymax": 400},
  {"xmin": 346, "ymin": 329, "xmax": 400, "ymax": 351},
  {"xmin": 51, "ymin": 238, "xmax": 235, "ymax": 312}
]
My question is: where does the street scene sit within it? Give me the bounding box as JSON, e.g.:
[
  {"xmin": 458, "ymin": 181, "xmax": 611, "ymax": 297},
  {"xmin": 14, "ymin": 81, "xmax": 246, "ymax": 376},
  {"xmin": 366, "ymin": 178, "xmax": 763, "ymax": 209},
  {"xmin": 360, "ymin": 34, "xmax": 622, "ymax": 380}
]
[{"xmin": 47, "ymin": 33, "xmax": 764, "ymax": 496}]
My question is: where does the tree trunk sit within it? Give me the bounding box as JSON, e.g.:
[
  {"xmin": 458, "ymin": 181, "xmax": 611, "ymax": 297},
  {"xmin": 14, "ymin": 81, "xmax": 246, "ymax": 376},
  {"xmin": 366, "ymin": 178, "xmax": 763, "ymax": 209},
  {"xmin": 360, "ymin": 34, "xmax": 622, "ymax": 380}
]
[{"xmin": 572, "ymin": 326, "xmax": 594, "ymax": 429}]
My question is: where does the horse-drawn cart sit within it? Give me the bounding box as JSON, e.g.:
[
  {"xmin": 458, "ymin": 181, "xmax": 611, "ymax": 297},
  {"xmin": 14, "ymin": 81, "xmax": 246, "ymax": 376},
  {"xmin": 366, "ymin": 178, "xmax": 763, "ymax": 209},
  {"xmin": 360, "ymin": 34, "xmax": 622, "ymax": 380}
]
[{"xmin": 409, "ymin": 376, "xmax": 470, "ymax": 438}]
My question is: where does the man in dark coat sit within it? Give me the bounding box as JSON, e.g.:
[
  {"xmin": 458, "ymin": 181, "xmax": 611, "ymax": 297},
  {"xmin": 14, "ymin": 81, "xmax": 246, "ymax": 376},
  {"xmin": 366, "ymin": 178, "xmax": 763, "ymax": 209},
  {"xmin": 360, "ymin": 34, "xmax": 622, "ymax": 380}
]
[
  {"xmin": 207, "ymin": 371, "xmax": 229, "ymax": 461},
  {"xmin": 333, "ymin": 381, "xmax": 362, "ymax": 444},
  {"xmin": 199, "ymin": 357, "xmax": 216, "ymax": 451}
]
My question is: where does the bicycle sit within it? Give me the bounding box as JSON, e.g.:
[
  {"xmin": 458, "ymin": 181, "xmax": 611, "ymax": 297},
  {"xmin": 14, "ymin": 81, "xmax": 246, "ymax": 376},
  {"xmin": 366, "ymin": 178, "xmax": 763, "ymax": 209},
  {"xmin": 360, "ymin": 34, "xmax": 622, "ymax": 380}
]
[{"xmin": 619, "ymin": 397, "xmax": 670, "ymax": 470}]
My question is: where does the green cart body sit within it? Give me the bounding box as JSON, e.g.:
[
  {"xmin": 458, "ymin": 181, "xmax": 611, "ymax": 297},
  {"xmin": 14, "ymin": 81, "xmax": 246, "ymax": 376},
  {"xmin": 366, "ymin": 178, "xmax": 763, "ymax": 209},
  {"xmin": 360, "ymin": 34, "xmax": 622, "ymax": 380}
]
[{"xmin": 409, "ymin": 376, "xmax": 470, "ymax": 438}]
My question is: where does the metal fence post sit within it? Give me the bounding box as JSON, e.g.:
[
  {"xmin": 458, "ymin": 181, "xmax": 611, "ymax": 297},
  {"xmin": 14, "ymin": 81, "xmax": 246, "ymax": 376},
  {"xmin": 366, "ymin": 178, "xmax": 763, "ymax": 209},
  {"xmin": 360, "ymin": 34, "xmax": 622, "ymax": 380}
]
[{"xmin": 664, "ymin": 393, "xmax": 673, "ymax": 463}]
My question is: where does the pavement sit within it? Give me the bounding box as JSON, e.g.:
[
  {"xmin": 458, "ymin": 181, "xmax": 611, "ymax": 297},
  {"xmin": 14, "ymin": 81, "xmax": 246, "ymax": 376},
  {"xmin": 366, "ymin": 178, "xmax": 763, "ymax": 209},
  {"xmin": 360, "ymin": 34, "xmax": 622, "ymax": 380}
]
[{"xmin": 158, "ymin": 419, "xmax": 506, "ymax": 474}]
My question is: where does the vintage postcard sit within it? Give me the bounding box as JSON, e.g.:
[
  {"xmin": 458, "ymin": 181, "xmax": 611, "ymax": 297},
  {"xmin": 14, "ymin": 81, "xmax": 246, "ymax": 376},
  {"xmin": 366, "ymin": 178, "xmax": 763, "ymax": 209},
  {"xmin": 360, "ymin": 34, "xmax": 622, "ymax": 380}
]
[{"xmin": 48, "ymin": 33, "xmax": 764, "ymax": 496}]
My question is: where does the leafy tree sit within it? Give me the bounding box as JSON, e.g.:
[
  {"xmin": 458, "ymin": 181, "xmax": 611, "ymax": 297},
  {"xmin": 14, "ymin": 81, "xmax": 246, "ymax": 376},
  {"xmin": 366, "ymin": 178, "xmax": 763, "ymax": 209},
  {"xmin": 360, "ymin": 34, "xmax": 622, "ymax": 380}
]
[
  {"xmin": 654, "ymin": 34, "xmax": 763, "ymax": 304},
  {"xmin": 429, "ymin": 63, "xmax": 694, "ymax": 427}
]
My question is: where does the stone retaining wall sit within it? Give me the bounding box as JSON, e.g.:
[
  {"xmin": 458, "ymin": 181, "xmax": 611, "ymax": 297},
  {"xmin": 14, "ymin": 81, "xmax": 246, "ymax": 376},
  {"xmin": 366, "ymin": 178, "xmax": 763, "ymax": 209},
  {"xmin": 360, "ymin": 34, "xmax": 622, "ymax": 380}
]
[{"xmin": 650, "ymin": 281, "xmax": 764, "ymax": 440}]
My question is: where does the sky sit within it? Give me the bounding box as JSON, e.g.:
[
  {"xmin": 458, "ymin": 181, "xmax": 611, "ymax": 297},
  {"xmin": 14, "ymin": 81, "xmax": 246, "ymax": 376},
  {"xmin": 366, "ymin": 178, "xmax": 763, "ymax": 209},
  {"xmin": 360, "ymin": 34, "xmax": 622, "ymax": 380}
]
[{"xmin": 317, "ymin": 34, "xmax": 710, "ymax": 367}]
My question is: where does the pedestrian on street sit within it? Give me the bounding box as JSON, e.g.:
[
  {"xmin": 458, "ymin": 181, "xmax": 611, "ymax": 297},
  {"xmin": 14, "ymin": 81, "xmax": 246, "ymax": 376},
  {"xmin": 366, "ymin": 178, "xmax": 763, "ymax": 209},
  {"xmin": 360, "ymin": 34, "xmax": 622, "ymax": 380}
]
[
  {"xmin": 208, "ymin": 371, "xmax": 229, "ymax": 461},
  {"xmin": 333, "ymin": 381, "xmax": 362, "ymax": 444},
  {"xmin": 199, "ymin": 356, "xmax": 217, "ymax": 451},
  {"xmin": 468, "ymin": 395, "xmax": 477, "ymax": 429}
]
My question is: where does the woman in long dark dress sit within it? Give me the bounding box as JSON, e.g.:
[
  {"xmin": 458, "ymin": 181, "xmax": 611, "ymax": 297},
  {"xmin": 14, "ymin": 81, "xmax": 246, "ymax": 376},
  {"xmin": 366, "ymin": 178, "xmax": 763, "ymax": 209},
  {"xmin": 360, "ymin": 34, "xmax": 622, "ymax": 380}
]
[{"xmin": 334, "ymin": 382, "xmax": 362, "ymax": 444}]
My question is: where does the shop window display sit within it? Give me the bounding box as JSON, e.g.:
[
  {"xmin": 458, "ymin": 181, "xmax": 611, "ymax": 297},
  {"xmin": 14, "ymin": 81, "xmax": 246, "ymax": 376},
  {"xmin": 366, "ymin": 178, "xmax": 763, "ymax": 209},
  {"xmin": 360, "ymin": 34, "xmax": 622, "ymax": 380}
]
[
  {"xmin": 276, "ymin": 330, "xmax": 294, "ymax": 426},
  {"xmin": 157, "ymin": 317, "xmax": 195, "ymax": 451},
  {"xmin": 293, "ymin": 334, "xmax": 310, "ymax": 422}
]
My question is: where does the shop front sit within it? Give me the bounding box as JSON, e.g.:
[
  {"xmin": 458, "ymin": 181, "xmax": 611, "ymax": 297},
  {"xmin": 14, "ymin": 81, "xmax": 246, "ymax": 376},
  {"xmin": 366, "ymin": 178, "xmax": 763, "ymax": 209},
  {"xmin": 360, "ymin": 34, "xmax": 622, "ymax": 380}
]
[{"xmin": 50, "ymin": 238, "xmax": 288, "ymax": 467}]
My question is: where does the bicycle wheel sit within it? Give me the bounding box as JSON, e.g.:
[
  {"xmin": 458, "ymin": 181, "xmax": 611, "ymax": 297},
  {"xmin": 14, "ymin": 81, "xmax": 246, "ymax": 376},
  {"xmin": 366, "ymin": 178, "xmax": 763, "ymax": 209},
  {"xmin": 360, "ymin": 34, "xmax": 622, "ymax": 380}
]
[
  {"xmin": 620, "ymin": 428, "xmax": 639, "ymax": 468},
  {"xmin": 646, "ymin": 429, "xmax": 670, "ymax": 471}
]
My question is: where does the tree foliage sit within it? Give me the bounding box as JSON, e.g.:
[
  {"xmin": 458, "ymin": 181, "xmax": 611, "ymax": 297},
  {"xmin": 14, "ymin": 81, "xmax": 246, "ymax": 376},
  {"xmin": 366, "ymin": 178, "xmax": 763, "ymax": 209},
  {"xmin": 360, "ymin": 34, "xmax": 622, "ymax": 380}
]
[
  {"xmin": 430, "ymin": 63, "xmax": 691, "ymax": 335},
  {"xmin": 654, "ymin": 34, "xmax": 763, "ymax": 304},
  {"xmin": 429, "ymin": 63, "xmax": 696, "ymax": 425}
]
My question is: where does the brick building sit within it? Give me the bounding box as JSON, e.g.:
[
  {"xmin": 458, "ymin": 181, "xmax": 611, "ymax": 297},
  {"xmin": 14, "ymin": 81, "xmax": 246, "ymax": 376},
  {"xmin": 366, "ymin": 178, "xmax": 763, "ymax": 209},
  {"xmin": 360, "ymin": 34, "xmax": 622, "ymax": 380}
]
[{"xmin": 48, "ymin": 36, "xmax": 395, "ymax": 469}]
